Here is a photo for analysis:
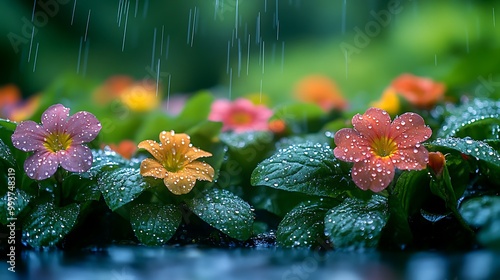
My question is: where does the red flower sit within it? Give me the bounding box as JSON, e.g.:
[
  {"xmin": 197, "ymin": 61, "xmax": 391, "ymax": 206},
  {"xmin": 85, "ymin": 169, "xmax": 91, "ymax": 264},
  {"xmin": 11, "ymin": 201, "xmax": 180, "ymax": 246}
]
[
  {"xmin": 333, "ymin": 108, "xmax": 432, "ymax": 192},
  {"xmin": 391, "ymin": 73, "xmax": 446, "ymax": 109},
  {"xmin": 428, "ymin": 151, "xmax": 446, "ymax": 178}
]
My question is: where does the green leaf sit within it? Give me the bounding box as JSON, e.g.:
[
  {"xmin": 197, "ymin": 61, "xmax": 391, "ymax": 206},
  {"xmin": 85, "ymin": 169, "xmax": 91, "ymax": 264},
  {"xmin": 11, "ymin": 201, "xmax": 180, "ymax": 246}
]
[
  {"xmin": 186, "ymin": 188, "xmax": 254, "ymax": 241},
  {"xmin": 273, "ymin": 102, "xmax": 326, "ymax": 133},
  {"xmin": 22, "ymin": 202, "xmax": 80, "ymax": 247},
  {"xmin": 437, "ymin": 98, "xmax": 500, "ymax": 139},
  {"xmin": 459, "ymin": 196, "xmax": 500, "ymax": 228},
  {"xmin": 277, "ymin": 198, "xmax": 339, "ymax": 247},
  {"xmin": 459, "ymin": 196, "xmax": 500, "ymax": 249},
  {"xmin": 392, "ymin": 170, "xmax": 431, "ymax": 216},
  {"xmin": 63, "ymin": 173, "xmax": 101, "ymax": 203},
  {"xmin": 134, "ymin": 112, "xmax": 176, "ymax": 143},
  {"xmin": 324, "ymin": 195, "xmax": 389, "ymax": 249},
  {"xmin": 251, "ymin": 143, "xmax": 355, "ymax": 198},
  {"xmin": 0, "ymin": 118, "xmax": 17, "ymax": 132},
  {"xmin": 89, "ymin": 148, "xmax": 134, "ymax": 176},
  {"xmin": 0, "ymin": 188, "xmax": 31, "ymax": 225},
  {"xmin": 98, "ymin": 167, "xmax": 151, "ymax": 211},
  {"xmin": 176, "ymin": 91, "xmax": 214, "ymax": 127},
  {"xmin": 275, "ymin": 133, "xmax": 332, "ymax": 150},
  {"xmin": 130, "ymin": 204, "xmax": 182, "ymax": 246},
  {"xmin": 0, "ymin": 138, "xmax": 15, "ymax": 167},
  {"xmin": 220, "ymin": 131, "xmax": 275, "ymax": 174}
]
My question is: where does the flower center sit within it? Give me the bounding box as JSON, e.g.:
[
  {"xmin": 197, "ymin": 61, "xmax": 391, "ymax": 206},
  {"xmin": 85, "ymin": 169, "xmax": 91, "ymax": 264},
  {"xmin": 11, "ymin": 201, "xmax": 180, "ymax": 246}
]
[
  {"xmin": 162, "ymin": 150, "xmax": 186, "ymax": 172},
  {"xmin": 230, "ymin": 112, "xmax": 252, "ymax": 125},
  {"xmin": 371, "ymin": 136, "xmax": 398, "ymax": 158},
  {"xmin": 43, "ymin": 132, "xmax": 73, "ymax": 153}
]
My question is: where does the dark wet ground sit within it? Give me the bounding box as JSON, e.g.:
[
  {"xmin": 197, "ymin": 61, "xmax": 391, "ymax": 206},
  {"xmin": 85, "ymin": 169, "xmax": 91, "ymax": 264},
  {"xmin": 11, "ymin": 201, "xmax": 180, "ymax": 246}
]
[{"xmin": 2, "ymin": 246, "xmax": 500, "ymax": 280}]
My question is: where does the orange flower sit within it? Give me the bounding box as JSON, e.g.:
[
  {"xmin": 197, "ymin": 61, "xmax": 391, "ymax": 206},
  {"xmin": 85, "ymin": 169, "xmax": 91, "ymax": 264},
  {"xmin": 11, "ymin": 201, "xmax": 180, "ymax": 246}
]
[
  {"xmin": 138, "ymin": 130, "xmax": 214, "ymax": 195},
  {"xmin": 93, "ymin": 75, "xmax": 134, "ymax": 104},
  {"xmin": 294, "ymin": 75, "xmax": 348, "ymax": 111},
  {"xmin": 334, "ymin": 108, "xmax": 432, "ymax": 192},
  {"xmin": 391, "ymin": 74, "xmax": 446, "ymax": 109},
  {"xmin": 370, "ymin": 87, "xmax": 400, "ymax": 115},
  {"xmin": 106, "ymin": 140, "xmax": 137, "ymax": 159},
  {"xmin": 268, "ymin": 119, "xmax": 287, "ymax": 134},
  {"xmin": 0, "ymin": 84, "xmax": 40, "ymax": 122}
]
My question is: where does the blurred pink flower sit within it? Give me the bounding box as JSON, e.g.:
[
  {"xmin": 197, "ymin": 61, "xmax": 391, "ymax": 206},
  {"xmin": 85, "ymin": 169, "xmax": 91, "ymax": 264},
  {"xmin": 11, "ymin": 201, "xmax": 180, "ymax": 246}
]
[
  {"xmin": 11, "ymin": 104, "xmax": 101, "ymax": 180},
  {"xmin": 208, "ymin": 98, "xmax": 273, "ymax": 133},
  {"xmin": 333, "ymin": 107, "xmax": 431, "ymax": 192}
]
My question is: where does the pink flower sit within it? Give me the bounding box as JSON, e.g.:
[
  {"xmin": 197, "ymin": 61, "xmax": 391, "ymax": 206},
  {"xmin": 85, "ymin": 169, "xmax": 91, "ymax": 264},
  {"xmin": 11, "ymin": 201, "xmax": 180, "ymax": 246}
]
[
  {"xmin": 11, "ymin": 104, "xmax": 102, "ymax": 180},
  {"xmin": 333, "ymin": 108, "xmax": 432, "ymax": 192},
  {"xmin": 208, "ymin": 98, "xmax": 273, "ymax": 133}
]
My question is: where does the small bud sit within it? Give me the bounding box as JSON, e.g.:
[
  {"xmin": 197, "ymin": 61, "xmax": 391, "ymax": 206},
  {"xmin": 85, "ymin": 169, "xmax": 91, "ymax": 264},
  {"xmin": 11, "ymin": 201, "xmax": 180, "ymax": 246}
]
[{"xmin": 428, "ymin": 151, "xmax": 446, "ymax": 178}]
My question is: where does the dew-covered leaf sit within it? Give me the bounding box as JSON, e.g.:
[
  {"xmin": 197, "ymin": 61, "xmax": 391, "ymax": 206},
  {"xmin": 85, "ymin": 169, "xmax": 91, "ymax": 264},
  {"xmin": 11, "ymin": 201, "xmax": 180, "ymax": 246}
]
[
  {"xmin": 392, "ymin": 170, "xmax": 431, "ymax": 216},
  {"xmin": 0, "ymin": 138, "xmax": 15, "ymax": 167},
  {"xmin": 22, "ymin": 202, "xmax": 80, "ymax": 247},
  {"xmin": 0, "ymin": 188, "xmax": 31, "ymax": 225},
  {"xmin": 87, "ymin": 148, "xmax": 133, "ymax": 176},
  {"xmin": 324, "ymin": 195, "xmax": 389, "ymax": 249},
  {"xmin": 459, "ymin": 196, "xmax": 500, "ymax": 228},
  {"xmin": 275, "ymin": 133, "xmax": 331, "ymax": 151},
  {"xmin": 428, "ymin": 137, "xmax": 500, "ymax": 184},
  {"xmin": 185, "ymin": 188, "xmax": 254, "ymax": 241},
  {"xmin": 0, "ymin": 118, "xmax": 17, "ymax": 132},
  {"xmin": 98, "ymin": 167, "xmax": 151, "ymax": 211},
  {"xmin": 429, "ymin": 137, "xmax": 500, "ymax": 166},
  {"xmin": 63, "ymin": 173, "xmax": 101, "ymax": 202},
  {"xmin": 459, "ymin": 196, "xmax": 500, "ymax": 249},
  {"xmin": 437, "ymin": 98, "xmax": 500, "ymax": 139},
  {"xmin": 277, "ymin": 198, "xmax": 339, "ymax": 247},
  {"xmin": 130, "ymin": 204, "xmax": 182, "ymax": 246},
  {"xmin": 219, "ymin": 131, "xmax": 275, "ymax": 166},
  {"xmin": 251, "ymin": 143, "xmax": 354, "ymax": 198}
]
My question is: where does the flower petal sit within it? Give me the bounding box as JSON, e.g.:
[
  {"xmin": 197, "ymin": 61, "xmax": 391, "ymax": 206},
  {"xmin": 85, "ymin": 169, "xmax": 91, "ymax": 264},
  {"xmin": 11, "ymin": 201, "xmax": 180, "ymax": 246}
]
[
  {"xmin": 185, "ymin": 147, "xmax": 212, "ymax": 163},
  {"xmin": 208, "ymin": 99, "xmax": 232, "ymax": 122},
  {"xmin": 333, "ymin": 128, "xmax": 371, "ymax": 163},
  {"xmin": 41, "ymin": 104, "xmax": 70, "ymax": 133},
  {"xmin": 163, "ymin": 170, "xmax": 197, "ymax": 195},
  {"xmin": 138, "ymin": 140, "xmax": 165, "ymax": 162},
  {"xmin": 352, "ymin": 107, "xmax": 391, "ymax": 141},
  {"xmin": 24, "ymin": 151, "xmax": 59, "ymax": 180},
  {"xmin": 64, "ymin": 111, "xmax": 102, "ymax": 144},
  {"xmin": 59, "ymin": 145, "xmax": 93, "ymax": 173},
  {"xmin": 183, "ymin": 161, "xmax": 215, "ymax": 182},
  {"xmin": 11, "ymin": 120, "xmax": 46, "ymax": 152},
  {"xmin": 390, "ymin": 112, "xmax": 432, "ymax": 148},
  {"xmin": 351, "ymin": 157, "xmax": 395, "ymax": 192},
  {"xmin": 392, "ymin": 146, "xmax": 429, "ymax": 170},
  {"xmin": 140, "ymin": 158, "xmax": 167, "ymax": 179},
  {"xmin": 159, "ymin": 131, "xmax": 192, "ymax": 156}
]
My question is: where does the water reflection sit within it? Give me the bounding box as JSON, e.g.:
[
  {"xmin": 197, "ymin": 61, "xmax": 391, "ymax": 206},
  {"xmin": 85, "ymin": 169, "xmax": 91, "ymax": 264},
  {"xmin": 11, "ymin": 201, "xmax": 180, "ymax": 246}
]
[{"xmin": 6, "ymin": 247, "xmax": 500, "ymax": 280}]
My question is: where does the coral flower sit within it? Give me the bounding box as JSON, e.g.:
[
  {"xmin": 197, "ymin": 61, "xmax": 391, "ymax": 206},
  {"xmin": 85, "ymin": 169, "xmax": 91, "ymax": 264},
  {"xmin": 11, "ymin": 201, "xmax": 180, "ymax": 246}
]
[
  {"xmin": 334, "ymin": 108, "xmax": 432, "ymax": 192},
  {"xmin": 0, "ymin": 84, "xmax": 40, "ymax": 122},
  {"xmin": 11, "ymin": 104, "xmax": 102, "ymax": 180},
  {"xmin": 208, "ymin": 98, "xmax": 273, "ymax": 133},
  {"xmin": 428, "ymin": 151, "xmax": 446, "ymax": 178},
  {"xmin": 370, "ymin": 87, "xmax": 400, "ymax": 115},
  {"xmin": 138, "ymin": 130, "xmax": 214, "ymax": 195},
  {"xmin": 391, "ymin": 73, "xmax": 446, "ymax": 109},
  {"xmin": 294, "ymin": 75, "xmax": 348, "ymax": 112}
]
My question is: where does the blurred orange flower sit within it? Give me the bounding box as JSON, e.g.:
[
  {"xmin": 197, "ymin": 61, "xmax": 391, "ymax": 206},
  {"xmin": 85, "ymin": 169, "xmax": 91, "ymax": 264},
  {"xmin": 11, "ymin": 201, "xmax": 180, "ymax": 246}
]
[
  {"xmin": 391, "ymin": 74, "xmax": 446, "ymax": 109},
  {"xmin": 106, "ymin": 140, "xmax": 137, "ymax": 159},
  {"xmin": 370, "ymin": 87, "xmax": 400, "ymax": 115},
  {"xmin": 0, "ymin": 84, "xmax": 40, "ymax": 122},
  {"xmin": 294, "ymin": 75, "xmax": 348, "ymax": 112},
  {"xmin": 93, "ymin": 76, "xmax": 161, "ymax": 112},
  {"xmin": 138, "ymin": 130, "xmax": 214, "ymax": 195}
]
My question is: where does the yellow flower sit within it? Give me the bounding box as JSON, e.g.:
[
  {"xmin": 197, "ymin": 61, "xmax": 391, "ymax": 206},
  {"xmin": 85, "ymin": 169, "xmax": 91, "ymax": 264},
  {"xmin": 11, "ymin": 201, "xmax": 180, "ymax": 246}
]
[
  {"xmin": 138, "ymin": 130, "xmax": 214, "ymax": 195},
  {"xmin": 370, "ymin": 87, "xmax": 400, "ymax": 115},
  {"xmin": 120, "ymin": 82, "xmax": 160, "ymax": 112}
]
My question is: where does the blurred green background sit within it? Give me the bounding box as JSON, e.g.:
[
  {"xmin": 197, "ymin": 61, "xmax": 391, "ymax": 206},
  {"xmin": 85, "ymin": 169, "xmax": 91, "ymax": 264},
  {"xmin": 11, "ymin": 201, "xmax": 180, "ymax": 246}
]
[{"xmin": 1, "ymin": 0, "xmax": 500, "ymax": 112}]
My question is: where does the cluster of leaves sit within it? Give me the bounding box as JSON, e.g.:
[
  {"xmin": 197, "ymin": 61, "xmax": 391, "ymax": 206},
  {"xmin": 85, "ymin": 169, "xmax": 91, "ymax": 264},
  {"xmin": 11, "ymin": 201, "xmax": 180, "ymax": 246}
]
[{"xmin": 2, "ymin": 75, "xmax": 500, "ymax": 252}]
